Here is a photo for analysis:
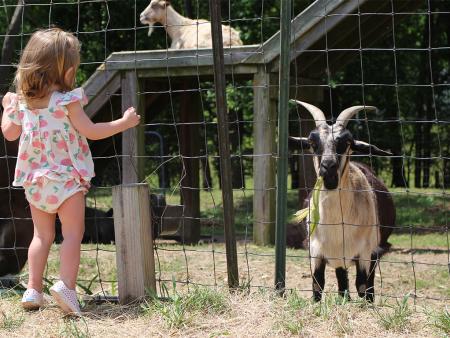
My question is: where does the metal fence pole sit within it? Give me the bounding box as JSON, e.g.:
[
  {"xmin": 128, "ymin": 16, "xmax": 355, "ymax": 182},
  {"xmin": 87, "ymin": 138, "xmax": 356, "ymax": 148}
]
[
  {"xmin": 209, "ymin": 0, "xmax": 239, "ymax": 289},
  {"xmin": 275, "ymin": 0, "xmax": 292, "ymax": 293}
]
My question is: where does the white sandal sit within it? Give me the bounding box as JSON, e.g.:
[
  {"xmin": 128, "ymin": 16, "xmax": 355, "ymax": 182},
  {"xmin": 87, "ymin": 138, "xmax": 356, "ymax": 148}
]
[
  {"xmin": 50, "ymin": 280, "xmax": 81, "ymax": 316},
  {"xmin": 21, "ymin": 288, "xmax": 44, "ymax": 310}
]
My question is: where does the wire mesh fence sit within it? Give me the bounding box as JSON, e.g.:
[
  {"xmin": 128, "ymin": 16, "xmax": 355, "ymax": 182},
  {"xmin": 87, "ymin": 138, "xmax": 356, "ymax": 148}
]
[{"xmin": 0, "ymin": 0, "xmax": 448, "ymax": 305}]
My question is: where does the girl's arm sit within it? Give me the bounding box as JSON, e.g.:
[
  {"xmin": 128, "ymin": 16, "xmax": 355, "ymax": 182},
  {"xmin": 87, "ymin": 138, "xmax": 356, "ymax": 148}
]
[
  {"xmin": 67, "ymin": 102, "xmax": 141, "ymax": 140},
  {"xmin": 1, "ymin": 93, "xmax": 22, "ymax": 141}
]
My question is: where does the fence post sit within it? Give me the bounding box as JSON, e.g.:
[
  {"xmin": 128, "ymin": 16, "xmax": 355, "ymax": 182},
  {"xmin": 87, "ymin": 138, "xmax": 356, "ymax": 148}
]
[
  {"xmin": 209, "ymin": 0, "xmax": 239, "ymax": 289},
  {"xmin": 112, "ymin": 183, "xmax": 156, "ymax": 304},
  {"xmin": 275, "ymin": 0, "xmax": 292, "ymax": 293},
  {"xmin": 121, "ymin": 71, "xmax": 145, "ymax": 183}
]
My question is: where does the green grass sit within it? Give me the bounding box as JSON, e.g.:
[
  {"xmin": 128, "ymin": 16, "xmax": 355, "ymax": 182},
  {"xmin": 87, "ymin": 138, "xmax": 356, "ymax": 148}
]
[
  {"xmin": 390, "ymin": 188, "xmax": 448, "ymax": 232},
  {"xmin": 141, "ymin": 282, "xmax": 228, "ymax": 329},
  {"xmin": 389, "ymin": 233, "xmax": 449, "ymax": 248},
  {"xmin": 375, "ymin": 294, "xmax": 412, "ymax": 332},
  {"xmin": 0, "ymin": 308, "xmax": 25, "ymax": 332},
  {"xmin": 427, "ymin": 308, "xmax": 450, "ymax": 335}
]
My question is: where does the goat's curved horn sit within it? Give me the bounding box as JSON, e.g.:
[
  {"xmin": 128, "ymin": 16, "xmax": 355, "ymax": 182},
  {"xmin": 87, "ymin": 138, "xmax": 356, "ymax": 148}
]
[
  {"xmin": 290, "ymin": 100, "xmax": 326, "ymax": 127},
  {"xmin": 336, "ymin": 105, "xmax": 377, "ymax": 127}
]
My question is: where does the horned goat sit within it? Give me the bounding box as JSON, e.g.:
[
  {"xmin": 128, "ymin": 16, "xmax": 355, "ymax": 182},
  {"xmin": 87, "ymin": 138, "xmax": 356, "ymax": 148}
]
[
  {"xmin": 140, "ymin": 0, "xmax": 243, "ymax": 49},
  {"xmin": 290, "ymin": 101, "xmax": 395, "ymax": 302}
]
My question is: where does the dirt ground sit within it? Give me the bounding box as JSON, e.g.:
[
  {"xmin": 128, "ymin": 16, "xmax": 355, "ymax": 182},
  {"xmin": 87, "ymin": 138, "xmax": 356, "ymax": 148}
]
[{"xmin": 0, "ymin": 241, "xmax": 448, "ymax": 337}]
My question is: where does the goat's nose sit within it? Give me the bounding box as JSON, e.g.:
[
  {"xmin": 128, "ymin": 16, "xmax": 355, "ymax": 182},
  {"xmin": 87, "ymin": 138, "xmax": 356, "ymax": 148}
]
[
  {"xmin": 319, "ymin": 161, "xmax": 337, "ymax": 175},
  {"xmin": 140, "ymin": 13, "xmax": 146, "ymax": 21}
]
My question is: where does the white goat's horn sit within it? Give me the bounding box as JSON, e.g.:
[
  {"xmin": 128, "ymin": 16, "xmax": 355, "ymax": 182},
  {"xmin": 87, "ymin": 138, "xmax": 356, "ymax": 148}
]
[
  {"xmin": 336, "ymin": 105, "xmax": 377, "ymax": 127},
  {"xmin": 290, "ymin": 100, "xmax": 326, "ymax": 127}
]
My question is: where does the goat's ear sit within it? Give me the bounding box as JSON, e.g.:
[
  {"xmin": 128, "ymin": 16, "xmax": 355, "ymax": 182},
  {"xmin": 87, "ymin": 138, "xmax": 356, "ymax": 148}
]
[
  {"xmin": 289, "ymin": 136, "xmax": 311, "ymax": 151},
  {"xmin": 351, "ymin": 140, "xmax": 392, "ymax": 156}
]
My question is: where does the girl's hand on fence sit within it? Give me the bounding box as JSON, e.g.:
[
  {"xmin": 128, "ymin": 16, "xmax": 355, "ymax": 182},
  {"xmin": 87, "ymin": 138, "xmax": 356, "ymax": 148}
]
[
  {"xmin": 2, "ymin": 92, "xmax": 17, "ymax": 109},
  {"xmin": 122, "ymin": 107, "xmax": 141, "ymax": 129}
]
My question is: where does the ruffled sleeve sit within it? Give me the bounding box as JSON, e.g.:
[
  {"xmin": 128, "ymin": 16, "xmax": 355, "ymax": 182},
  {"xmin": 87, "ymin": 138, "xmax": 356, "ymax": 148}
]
[
  {"xmin": 53, "ymin": 87, "xmax": 88, "ymax": 107},
  {"xmin": 4, "ymin": 93, "xmax": 22, "ymax": 125}
]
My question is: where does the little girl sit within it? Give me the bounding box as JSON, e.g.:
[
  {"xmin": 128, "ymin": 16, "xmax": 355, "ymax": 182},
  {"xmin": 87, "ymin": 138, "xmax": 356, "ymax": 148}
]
[{"xmin": 1, "ymin": 28, "xmax": 140, "ymax": 316}]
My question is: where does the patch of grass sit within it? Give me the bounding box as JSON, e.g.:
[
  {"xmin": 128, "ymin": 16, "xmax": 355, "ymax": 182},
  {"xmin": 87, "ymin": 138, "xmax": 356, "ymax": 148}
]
[
  {"xmin": 286, "ymin": 289, "xmax": 309, "ymax": 312},
  {"xmin": 142, "ymin": 281, "xmax": 227, "ymax": 329},
  {"xmin": 375, "ymin": 294, "xmax": 412, "ymax": 331},
  {"xmin": 427, "ymin": 308, "xmax": 450, "ymax": 335},
  {"xmin": 59, "ymin": 318, "xmax": 90, "ymax": 338},
  {"xmin": 184, "ymin": 286, "xmax": 228, "ymax": 314},
  {"xmin": 391, "ymin": 188, "xmax": 448, "ymax": 231},
  {"xmin": 0, "ymin": 308, "xmax": 25, "ymax": 332},
  {"xmin": 390, "ymin": 233, "xmax": 449, "ymax": 249}
]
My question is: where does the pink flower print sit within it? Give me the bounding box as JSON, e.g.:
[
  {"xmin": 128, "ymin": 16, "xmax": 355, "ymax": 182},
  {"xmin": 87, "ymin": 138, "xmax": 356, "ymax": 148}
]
[
  {"xmin": 49, "ymin": 152, "xmax": 55, "ymax": 160},
  {"xmin": 56, "ymin": 140, "xmax": 68, "ymax": 151},
  {"xmin": 19, "ymin": 152, "xmax": 29, "ymax": 161},
  {"xmin": 78, "ymin": 169, "xmax": 89, "ymax": 177},
  {"xmin": 70, "ymin": 169, "xmax": 80, "ymax": 178},
  {"xmin": 18, "ymin": 111, "xmax": 24, "ymax": 120},
  {"xmin": 15, "ymin": 169, "xmax": 22, "ymax": 177},
  {"xmin": 51, "ymin": 165, "xmax": 59, "ymax": 170},
  {"xmin": 39, "ymin": 119, "xmax": 48, "ymax": 128},
  {"xmin": 77, "ymin": 153, "xmax": 84, "ymax": 161},
  {"xmin": 30, "ymin": 162, "xmax": 40, "ymax": 170},
  {"xmin": 31, "ymin": 192, "xmax": 42, "ymax": 202},
  {"xmin": 40, "ymin": 154, "xmax": 47, "ymax": 163},
  {"xmin": 81, "ymin": 144, "xmax": 89, "ymax": 154},
  {"xmin": 46, "ymin": 195, "xmax": 58, "ymax": 205},
  {"xmin": 64, "ymin": 180, "xmax": 75, "ymax": 189},
  {"xmin": 52, "ymin": 110, "xmax": 65, "ymax": 119},
  {"xmin": 43, "ymin": 131, "xmax": 49, "ymax": 139},
  {"xmin": 61, "ymin": 158, "xmax": 72, "ymax": 166},
  {"xmin": 32, "ymin": 141, "xmax": 41, "ymax": 148},
  {"xmin": 25, "ymin": 122, "xmax": 34, "ymax": 130},
  {"xmin": 69, "ymin": 133, "xmax": 75, "ymax": 143}
]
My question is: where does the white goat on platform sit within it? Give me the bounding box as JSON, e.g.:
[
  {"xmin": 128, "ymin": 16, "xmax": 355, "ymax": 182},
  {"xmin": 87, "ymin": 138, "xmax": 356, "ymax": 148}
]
[{"xmin": 140, "ymin": 0, "xmax": 243, "ymax": 49}]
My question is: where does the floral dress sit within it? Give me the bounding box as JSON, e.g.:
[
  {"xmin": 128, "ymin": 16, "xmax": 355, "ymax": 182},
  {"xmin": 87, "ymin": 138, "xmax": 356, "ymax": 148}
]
[{"xmin": 7, "ymin": 88, "xmax": 95, "ymax": 213}]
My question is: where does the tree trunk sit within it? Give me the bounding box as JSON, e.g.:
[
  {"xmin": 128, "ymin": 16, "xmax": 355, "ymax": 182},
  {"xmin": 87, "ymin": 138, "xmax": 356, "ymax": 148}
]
[
  {"xmin": 184, "ymin": 0, "xmax": 193, "ymax": 18},
  {"xmin": 0, "ymin": 1, "xmax": 24, "ymax": 94}
]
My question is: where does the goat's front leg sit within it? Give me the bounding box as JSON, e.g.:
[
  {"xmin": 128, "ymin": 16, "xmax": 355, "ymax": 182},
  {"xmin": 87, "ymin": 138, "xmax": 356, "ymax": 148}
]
[
  {"xmin": 355, "ymin": 256, "xmax": 374, "ymax": 302},
  {"xmin": 312, "ymin": 258, "xmax": 326, "ymax": 301},
  {"xmin": 335, "ymin": 267, "xmax": 350, "ymax": 299}
]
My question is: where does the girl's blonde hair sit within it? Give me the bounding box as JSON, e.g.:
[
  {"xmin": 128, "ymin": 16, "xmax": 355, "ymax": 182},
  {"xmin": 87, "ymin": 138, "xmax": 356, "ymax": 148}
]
[{"xmin": 15, "ymin": 28, "xmax": 80, "ymax": 101}]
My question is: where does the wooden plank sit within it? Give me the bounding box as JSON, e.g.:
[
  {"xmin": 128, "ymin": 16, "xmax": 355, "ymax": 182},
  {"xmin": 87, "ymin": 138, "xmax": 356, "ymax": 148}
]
[
  {"xmin": 85, "ymin": 74, "xmax": 120, "ymax": 118},
  {"xmin": 270, "ymin": 0, "xmax": 370, "ymax": 72},
  {"xmin": 104, "ymin": 45, "xmax": 261, "ymax": 71},
  {"xmin": 136, "ymin": 64, "xmax": 258, "ymax": 78},
  {"xmin": 83, "ymin": 68, "xmax": 117, "ymax": 99},
  {"xmin": 112, "ymin": 184, "xmax": 156, "ymax": 304},
  {"xmin": 244, "ymin": 0, "xmax": 349, "ymax": 64},
  {"xmin": 121, "ymin": 71, "xmax": 145, "ymax": 184},
  {"xmin": 179, "ymin": 81, "xmax": 200, "ymax": 244},
  {"xmin": 253, "ymin": 67, "xmax": 277, "ymax": 245}
]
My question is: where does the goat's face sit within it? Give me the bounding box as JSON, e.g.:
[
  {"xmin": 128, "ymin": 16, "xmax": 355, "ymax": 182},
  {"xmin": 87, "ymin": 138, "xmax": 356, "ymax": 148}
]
[
  {"xmin": 290, "ymin": 101, "xmax": 391, "ymax": 190},
  {"xmin": 140, "ymin": 0, "xmax": 170, "ymax": 35}
]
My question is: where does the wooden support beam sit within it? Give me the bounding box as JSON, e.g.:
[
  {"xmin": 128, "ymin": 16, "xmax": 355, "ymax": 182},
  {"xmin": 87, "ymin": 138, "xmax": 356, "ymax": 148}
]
[
  {"xmin": 112, "ymin": 184, "xmax": 156, "ymax": 304},
  {"xmin": 85, "ymin": 73, "xmax": 120, "ymax": 118},
  {"xmin": 253, "ymin": 68, "xmax": 277, "ymax": 245},
  {"xmin": 179, "ymin": 81, "xmax": 200, "ymax": 244},
  {"xmin": 121, "ymin": 71, "xmax": 145, "ymax": 184}
]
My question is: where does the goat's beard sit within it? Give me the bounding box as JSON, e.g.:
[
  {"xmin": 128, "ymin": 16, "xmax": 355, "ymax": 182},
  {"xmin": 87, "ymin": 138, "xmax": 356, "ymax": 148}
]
[{"xmin": 147, "ymin": 22, "xmax": 155, "ymax": 36}]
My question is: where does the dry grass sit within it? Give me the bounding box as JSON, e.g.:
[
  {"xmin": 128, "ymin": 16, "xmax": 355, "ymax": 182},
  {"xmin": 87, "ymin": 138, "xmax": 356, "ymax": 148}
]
[{"xmin": 1, "ymin": 240, "xmax": 449, "ymax": 337}]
